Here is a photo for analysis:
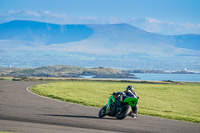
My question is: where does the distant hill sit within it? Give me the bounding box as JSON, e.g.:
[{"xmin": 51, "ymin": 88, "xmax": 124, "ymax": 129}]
[
  {"xmin": 173, "ymin": 34, "xmax": 200, "ymax": 51},
  {"xmin": 0, "ymin": 20, "xmax": 93, "ymax": 45},
  {"xmin": 0, "ymin": 65, "xmax": 137, "ymax": 78},
  {"xmin": 0, "ymin": 20, "xmax": 199, "ymax": 70}
]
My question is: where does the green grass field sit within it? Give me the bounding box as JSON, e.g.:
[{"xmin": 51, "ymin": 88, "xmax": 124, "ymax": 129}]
[
  {"xmin": 30, "ymin": 81, "xmax": 200, "ymax": 123},
  {"xmin": 0, "ymin": 131, "xmax": 18, "ymax": 133}
]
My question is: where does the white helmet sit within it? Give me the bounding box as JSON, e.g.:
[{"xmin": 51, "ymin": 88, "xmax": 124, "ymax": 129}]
[{"xmin": 126, "ymin": 85, "xmax": 134, "ymax": 92}]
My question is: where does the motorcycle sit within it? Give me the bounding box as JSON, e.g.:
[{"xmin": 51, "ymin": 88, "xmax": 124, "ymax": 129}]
[{"xmin": 98, "ymin": 92, "xmax": 139, "ymax": 119}]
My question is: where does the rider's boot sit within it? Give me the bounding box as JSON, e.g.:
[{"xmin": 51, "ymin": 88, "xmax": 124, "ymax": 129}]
[{"xmin": 130, "ymin": 111, "xmax": 137, "ymax": 118}]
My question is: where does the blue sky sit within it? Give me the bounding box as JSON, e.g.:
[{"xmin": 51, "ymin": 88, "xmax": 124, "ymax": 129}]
[{"xmin": 0, "ymin": 0, "xmax": 200, "ymax": 35}]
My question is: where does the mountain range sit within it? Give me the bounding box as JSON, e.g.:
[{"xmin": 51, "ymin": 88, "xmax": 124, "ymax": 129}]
[{"xmin": 0, "ymin": 20, "xmax": 199, "ymax": 71}]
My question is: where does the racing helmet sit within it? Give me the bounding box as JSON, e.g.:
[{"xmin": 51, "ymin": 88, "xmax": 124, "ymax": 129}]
[{"xmin": 126, "ymin": 85, "xmax": 134, "ymax": 92}]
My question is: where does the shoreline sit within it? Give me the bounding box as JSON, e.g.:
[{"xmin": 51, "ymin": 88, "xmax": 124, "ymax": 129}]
[{"xmin": 1, "ymin": 76, "xmax": 200, "ymax": 84}]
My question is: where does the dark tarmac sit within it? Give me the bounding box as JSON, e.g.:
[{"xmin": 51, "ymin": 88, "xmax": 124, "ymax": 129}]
[{"xmin": 0, "ymin": 80, "xmax": 199, "ymax": 133}]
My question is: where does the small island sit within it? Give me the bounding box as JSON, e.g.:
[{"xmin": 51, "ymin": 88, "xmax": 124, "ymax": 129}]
[
  {"xmin": 0, "ymin": 65, "xmax": 139, "ymax": 79},
  {"xmin": 0, "ymin": 66, "xmax": 196, "ymax": 80}
]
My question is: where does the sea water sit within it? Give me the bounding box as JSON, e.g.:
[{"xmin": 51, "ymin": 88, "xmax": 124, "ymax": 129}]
[
  {"xmin": 133, "ymin": 73, "xmax": 200, "ymax": 82},
  {"xmin": 81, "ymin": 73, "xmax": 200, "ymax": 82}
]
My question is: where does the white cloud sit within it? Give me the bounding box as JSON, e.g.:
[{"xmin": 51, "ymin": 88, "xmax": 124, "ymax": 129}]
[
  {"xmin": 42, "ymin": 10, "xmax": 67, "ymax": 18},
  {"xmin": 127, "ymin": 17, "xmax": 200, "ymax": 35},
  {"xmin": 79, "ymin": 16, "xmax": 98, "ymax": 20},
  {"xmin": 180, "ymin": 23, "xmax": 200, "ymax": 30},
  {"xmin": 24, "ymin": 11, "xmax": 41, "ymax": 17},
  {"xmin": 8, "ymin": 10, "xmax": 19, "ymax": 14},
  {"xmin": 145, "ymin": 17, "xmax": 162, "ymax": 23}
]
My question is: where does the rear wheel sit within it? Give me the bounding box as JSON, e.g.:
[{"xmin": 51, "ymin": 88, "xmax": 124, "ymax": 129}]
[
  {"xmin": 116, "ymin": 104, "xmax": 131, "ymax": 120},
  {"xmin": 98, "ymin": 106, "xmax": 106, "ymax": 118}
]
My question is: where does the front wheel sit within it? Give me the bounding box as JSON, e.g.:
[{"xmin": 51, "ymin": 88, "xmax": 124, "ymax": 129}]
[
  {"xmin": 98, "ymin": 106, "xmax": 106, "ymax": 118},
  {"xmin": 116, "ymin": 104, "xmax": 131, "ymax": 120}
]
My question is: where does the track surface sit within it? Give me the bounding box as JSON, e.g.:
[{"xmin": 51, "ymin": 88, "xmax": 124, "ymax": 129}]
[{"xmin": 0, "ymin": 80, "xmax": 199, "ymax": 133}]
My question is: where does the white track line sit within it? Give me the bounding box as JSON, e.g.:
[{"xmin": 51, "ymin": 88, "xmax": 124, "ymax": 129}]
[
  {"xmin": 26, "ymin": 86, "xmax": 68, "ymax": 104},
  {"xmin": 26, "ymin": 86, "xmax": 99, "ymax": 109}
]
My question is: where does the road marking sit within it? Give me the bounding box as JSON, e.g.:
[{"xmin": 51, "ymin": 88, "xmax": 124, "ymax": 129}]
[{"xmin": 26, "ymin": 86, "xmax": 99, "ymax": 109}]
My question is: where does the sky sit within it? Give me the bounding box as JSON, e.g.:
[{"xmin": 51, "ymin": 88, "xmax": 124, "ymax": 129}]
[{"xmin": 0, "ymin": 0, "xmax": 200, "ymax": 35}]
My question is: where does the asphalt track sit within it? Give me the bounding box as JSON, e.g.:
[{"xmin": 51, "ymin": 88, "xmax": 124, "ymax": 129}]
[{"xmin": 0, "ymin": 80, "xmax": 199, "ymax": 133}]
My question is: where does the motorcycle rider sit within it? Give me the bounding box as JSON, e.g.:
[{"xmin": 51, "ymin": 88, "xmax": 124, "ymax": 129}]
[
  {"xmin": 125, "ymin": 85, "xmax": 138, "ymax": 118},
  {"xmin": 106, "ymin": 85, "xmax": 139, "ymax": 118}
]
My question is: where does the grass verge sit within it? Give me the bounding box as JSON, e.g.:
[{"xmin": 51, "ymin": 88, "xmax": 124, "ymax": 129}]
[
  {"xmin": 30, "ymin": 81, "xmax": 200, "ymax": 123},
  {"xmin": 0, "ymin": 77, "xmax": 14, "ymax": 81},
  {"xmin": 0, "ymin": 131, "xmax": 20, "ymax": 133}
]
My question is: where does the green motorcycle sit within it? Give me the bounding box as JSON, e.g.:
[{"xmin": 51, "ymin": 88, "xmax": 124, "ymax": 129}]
[{"xmin": 98, "ymin": 92, "xmax": 139, "ymax": 119}]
